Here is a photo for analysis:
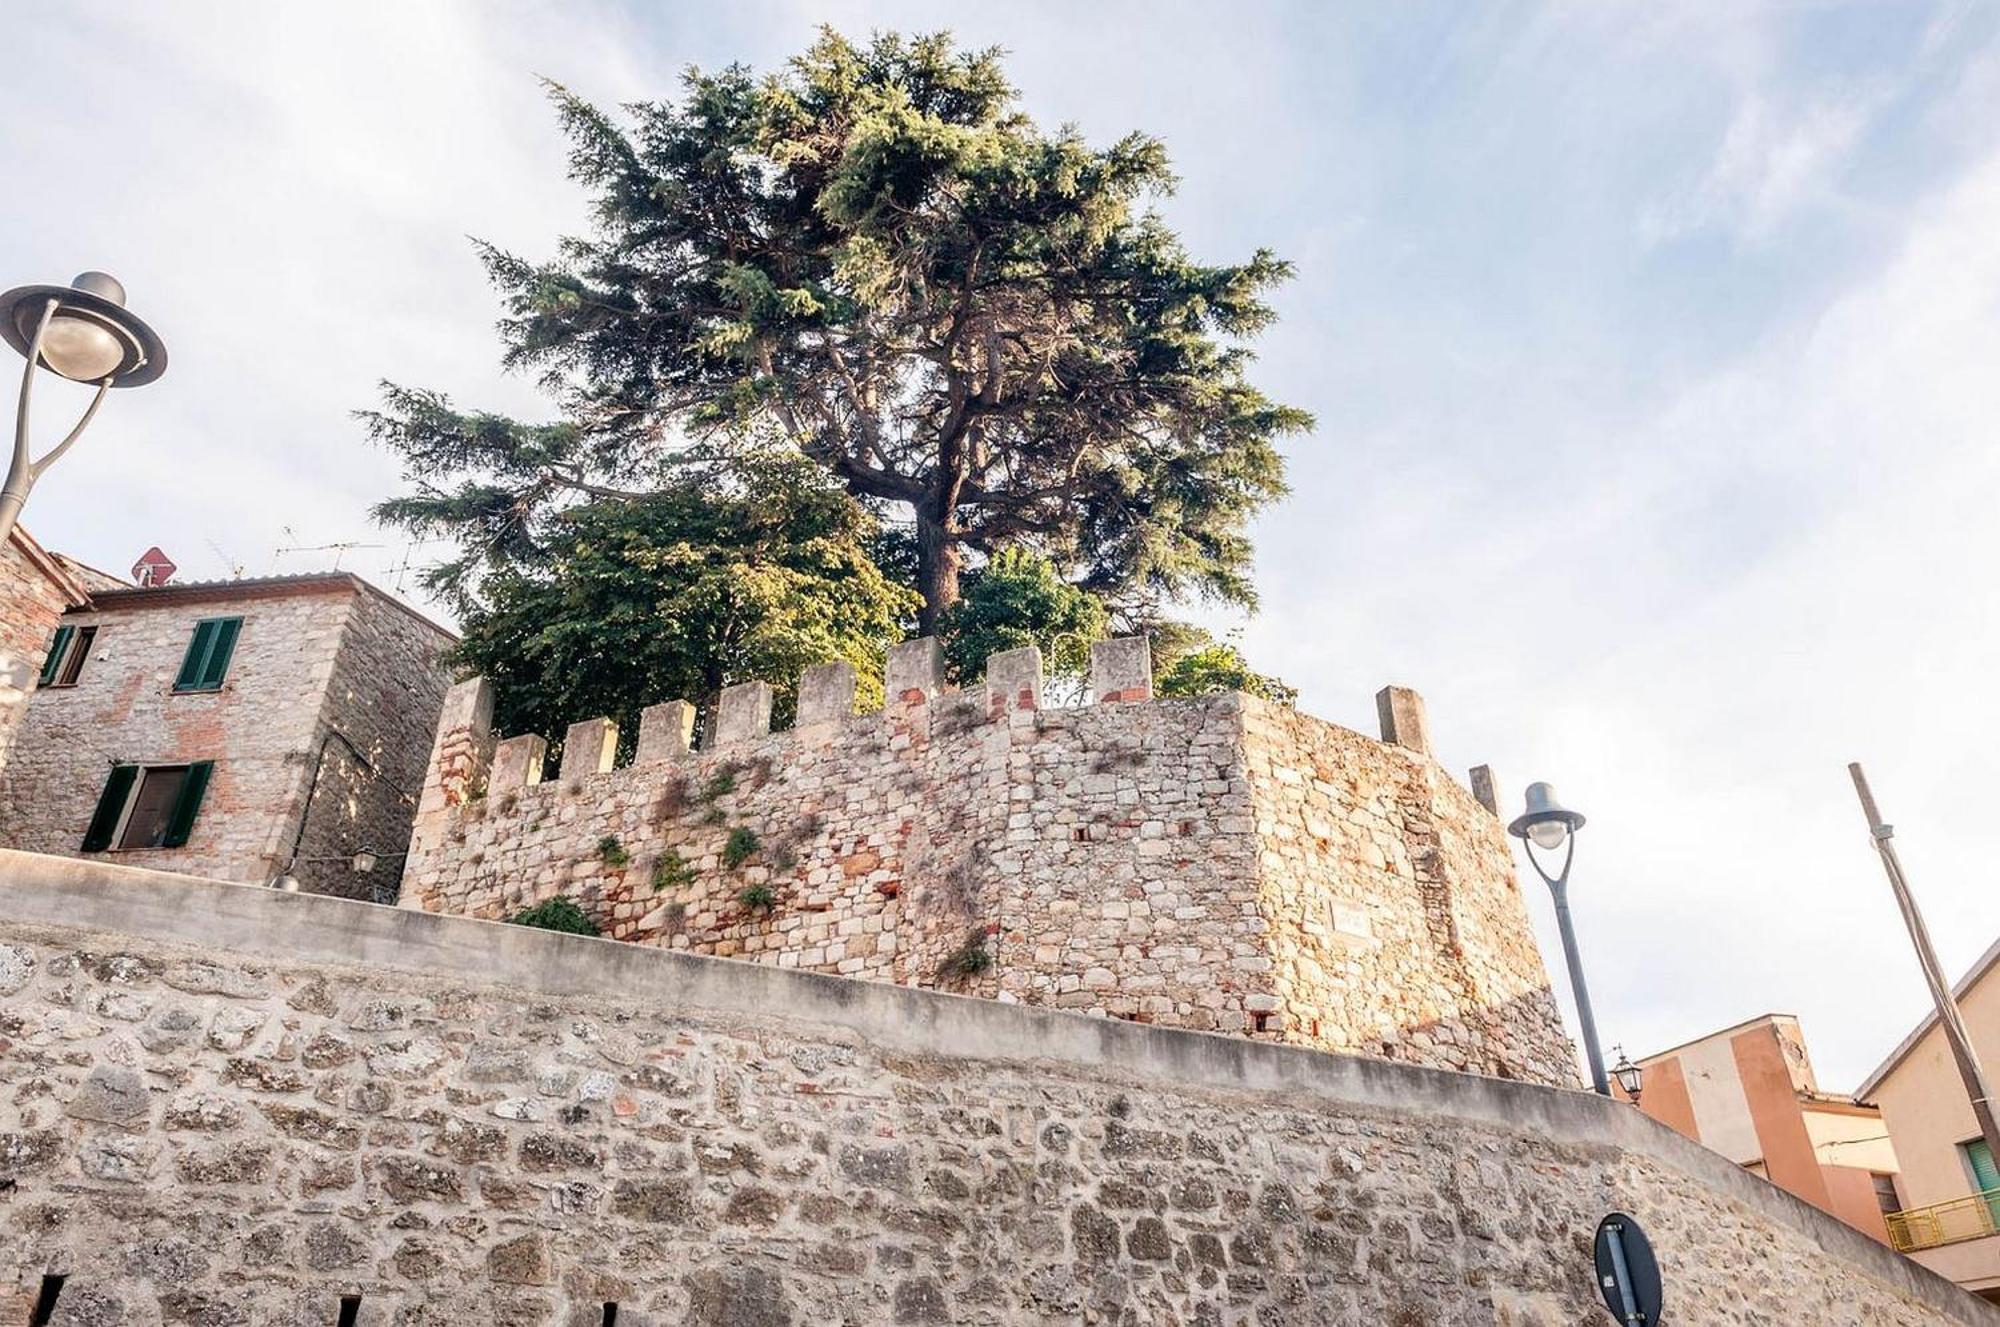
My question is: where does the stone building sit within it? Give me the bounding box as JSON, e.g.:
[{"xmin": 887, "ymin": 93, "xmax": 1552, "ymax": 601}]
[
  {"xmin": 402, "ymin": 635, "xmax": 1579, "ymax": 1087},
  {"xmin": 0, "ymin": 569, "xmax": 454, "ymax": 899},
  {"xmin": 1, "ymin": 851, "xmax": 1991, "ymax": 1324},
  {"xmin": 0, "ymin": 526, "xmax": 92, "ymax": 777}
]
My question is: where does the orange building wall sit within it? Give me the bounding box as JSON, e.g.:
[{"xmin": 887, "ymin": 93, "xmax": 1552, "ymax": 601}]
[{"xmin": 1732, "ymin": 1027, "xmax": 1832, "ymax": 1210}]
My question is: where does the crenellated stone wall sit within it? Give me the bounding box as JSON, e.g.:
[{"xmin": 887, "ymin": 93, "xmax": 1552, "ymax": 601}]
[
  {"xmin": 400, "ymin": 639, "xmax": 1575, "ymax": 1087},
  {"xmin": 0, "ymin": 853, "xmax": 1990, "ymax": 1325}
]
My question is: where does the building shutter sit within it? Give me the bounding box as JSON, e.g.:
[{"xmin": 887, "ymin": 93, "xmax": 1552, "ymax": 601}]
[
  {"xmin": 37, "ymin": 626, "xmax": 74, "ymax": 687},
  {"xmin": 1970, "ymin": 1139, "xmax": 2000, "ymax": 1194},
  {"xmin": 81, "ymin": 765, "xmax": 139, "ymax": 851},
  {"xmin": 161, "ymin": 761, "xmax": 213, "ymax": 848},
  {"xmin": 174, "ymin": 618, "xmax": 242, "ymax": 692},
  {"xmin": 174, "ymin": 621, "xmax": 216, "ymax": 690},
  {"xmin": 198, "ymin": 619, "xmax": 241, "ymax": 689}
]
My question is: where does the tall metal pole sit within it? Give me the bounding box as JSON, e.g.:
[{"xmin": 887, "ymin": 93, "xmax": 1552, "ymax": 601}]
[
  {"xmin": 1549, "ymin": 871, "xmax": 1612, "ymax": 1096},
  {"xmin": 1849, "ymin": 763, "xmax": 2000, "ymax": 1163}
]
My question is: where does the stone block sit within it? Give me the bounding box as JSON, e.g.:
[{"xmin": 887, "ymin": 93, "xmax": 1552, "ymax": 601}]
[
  {"xmin": 1090, "ymin": 636, "xmax": 1153, "ymax": 704},
  {"xmin": 489, "ymin": 735, "xmax": 547, "ymax": 793},
  {"xmin": 563, "ymin": 717, "xmax": 618, "ymax": 777},
  {"xmin": 1375, "ymin": 686, "xmax": 1431, "ymax": 755},
  {"xmin": 1468, "ymin": 765, "xmax": 1499, "ymax": 816},
  {"xmin": 885, "ymin": 637, "xmax": 943, "ymax": 705},
  {"xmin": 985, "ymin": 646, "xmax": 1043, "ymax": 712},
  {"xmin": 714, "ymin": 681, "xmax": 774, "ymax": 747},
  {"xmin": 636, "ymin": 700, "xmax": 696, "ymax": 764},
  {"xmin": 796, "ymin": 660, "xmax": 857, "ymax": 726}
]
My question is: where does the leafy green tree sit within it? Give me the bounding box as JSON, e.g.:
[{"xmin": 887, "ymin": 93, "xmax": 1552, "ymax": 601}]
[
  {"xmin": 451, "ymin": 456, "xmax": 917, "ymax": 756},
  {"xmin": 364, "ymin": 28, "xmax": 1309, "ymax": 632},
  {"xmin": 1155, "ymin": 632, "xmax": 1297, "ymax": 705},
  {"xmin": 938, "ymin": 548, "xmax": 1106, "ymax": 683}
]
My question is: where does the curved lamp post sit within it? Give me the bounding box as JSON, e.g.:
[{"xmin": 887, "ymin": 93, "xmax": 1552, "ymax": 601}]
[
  {"xmin": 0, "ymin": 272, "xmax": 167, "ymax": 544},
  {"xmin": 1509, "ymin": 781, "xmax": 1612, "ymax": 1096}
]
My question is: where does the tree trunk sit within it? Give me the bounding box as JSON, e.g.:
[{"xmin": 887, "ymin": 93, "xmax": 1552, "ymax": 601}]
[{"xmin": 915, "ymin": 513, "xmax": 962, "ymax": 636}]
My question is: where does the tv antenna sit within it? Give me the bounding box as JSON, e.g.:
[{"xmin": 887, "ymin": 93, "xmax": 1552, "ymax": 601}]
[{"xmin": 274, "ymin": 532, "xmax": 384, "ymax": 572}]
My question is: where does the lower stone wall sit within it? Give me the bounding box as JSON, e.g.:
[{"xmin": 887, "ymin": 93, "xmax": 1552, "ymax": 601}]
[{"xmin": 0, "ymin": 851, "xmax": 1987, "ymax": 1325}]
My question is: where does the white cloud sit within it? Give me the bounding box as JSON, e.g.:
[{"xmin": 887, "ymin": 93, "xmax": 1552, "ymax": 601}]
[{"xmin": 1640, "ymin": 88, "xmax": 1882, "ymax": 246}]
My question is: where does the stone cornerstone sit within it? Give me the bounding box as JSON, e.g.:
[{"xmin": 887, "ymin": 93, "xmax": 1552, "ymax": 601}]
[
  {"xmin": 0, "ymin": 853, "xmax": 1990, "ymax": 1324},
  {"xmin": 401, "ymin": 639, "xmax": 1576, "ymax": 1087}
]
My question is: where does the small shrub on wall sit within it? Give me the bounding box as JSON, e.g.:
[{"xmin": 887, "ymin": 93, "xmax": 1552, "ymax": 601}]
[{"xmin": 508, "ymin": 897, "xmax": 599, "ymax": 936}]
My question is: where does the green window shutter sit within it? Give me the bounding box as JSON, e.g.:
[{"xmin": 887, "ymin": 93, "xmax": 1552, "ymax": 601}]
[
  {"xmin": 1969, "ymin": 1140, "xmax": 2000, "ymax": 1193},
  {"xmin": 174, "ymin": 618, "xmax": 242, "ymax": 692},
  {"xmin": 37, "ymin": 626, "xmax": 74, "ymax": 687},
  {"xmin": 198, "ymin": 619, "xmax": 241, "ymax": 689},
  {"xmin": 161, "ymin": 761, "xmax": 213, "ymax": 849},
  {"xmin": 174, "ymin": 621, "xmax": 217, "ymax": 690},
  {"xmin": 81, "ymin": 765, "xmax": 139, "ymax": 851}
]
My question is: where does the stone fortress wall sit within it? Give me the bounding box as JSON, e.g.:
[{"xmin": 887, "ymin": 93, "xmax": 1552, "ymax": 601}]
[
  {"xmin": 401, "ymin": 636, "xmax": 1575, "ymax": 1088},
  {"xmin": 1, "ymin": 854, "xmax": 1990, "ymax": 1325}
]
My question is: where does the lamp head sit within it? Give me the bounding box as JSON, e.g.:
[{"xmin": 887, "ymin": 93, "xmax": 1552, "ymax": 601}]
[
  {"xmin": 351, "ymin": 848, "xmax": 379, "ymax": 875},
  {"xmin": 1508, "ymin": 781, "xmax": 1586, "ymax": 850},
  {"xmin": 0, "ymin": 272, "xmax": 167, "ymax": 386},
  {"xmin": 1611, "ymin": 1048, "xmax": 1644, "ymax": 1099}
]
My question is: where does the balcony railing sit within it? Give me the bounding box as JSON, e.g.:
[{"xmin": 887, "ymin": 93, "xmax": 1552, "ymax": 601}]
[{"xmin": 1886, "ymin": 1188, "xmax": 2000, "ymax": 1253}]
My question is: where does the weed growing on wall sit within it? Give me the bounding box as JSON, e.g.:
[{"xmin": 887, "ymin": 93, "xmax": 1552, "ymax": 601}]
[
  {"xmin": 597, "ymin": 835, "xmax": 630, "ymax": 868},
  {"xmin": 508, "ymin": 896, "xmax": 600, "ymax": 936},
  {"xmin": 737, "ymin": 883, "xmax": 776, "ymax": 911},
  {"xmin": 723, "ymin": 827, "xmax": 760, "ymax": 869},
  {"xmin": 651, "ymin": 851, "xmax": 695, "ymax": 893}
]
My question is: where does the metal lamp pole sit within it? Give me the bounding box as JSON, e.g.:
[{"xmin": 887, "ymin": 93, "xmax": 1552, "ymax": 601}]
[
  {"xmin": 1511, "ymin": 782, "xmax": 1611, "ymax": 1096},
  {"xmin": 0, "ymin": 272, "xmax": 167, "ymax": 544},
  {"xmin": 1848, "ymin": 763, "xmax": 2000, "ymax": 1164}
]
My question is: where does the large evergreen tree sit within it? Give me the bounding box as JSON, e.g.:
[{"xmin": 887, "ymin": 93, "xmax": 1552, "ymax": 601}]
[{"xmin": 365, "ymin": 29, "xmax": 1309, "ymax": 632}]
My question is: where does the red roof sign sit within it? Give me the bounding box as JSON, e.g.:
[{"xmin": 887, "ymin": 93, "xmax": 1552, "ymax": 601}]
[{"xmin": 131, "ymin": 547, "xmax": 177, "ymax": 587}]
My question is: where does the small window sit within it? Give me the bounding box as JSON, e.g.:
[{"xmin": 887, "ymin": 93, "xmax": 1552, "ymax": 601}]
[
  {"xmin": 1964, "ymin": 1138, "xmax": 2000, "ymax": 1195},
  {"xmin": 80, "ymin": 762, "xmax": 214, "ymax": 853},
  {"xmin": 173, "ymin": 617, "xmax": 242, "ymax": 693},
  {"xmin": 121, "ymin": 768, "xmax": 190, "ymax": 849},
  {"xmin": 37, "ymin": 625, "xmax": 96, "ymax": 688},
  {"xmin": 1870, "ymin": 1171, "xmax": 1901, "ymax": 1217}
]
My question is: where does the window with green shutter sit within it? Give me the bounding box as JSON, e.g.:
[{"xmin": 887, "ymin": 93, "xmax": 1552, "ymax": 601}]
[
  {"xmin": 78, "ymin": 762, "xmax": 215, "ymax": 852},
  {"xmin": 37, "ymin": 626, "xmax": 74, "ymax": 687},
  {"xmin": 173, "ymin": 618, "xmax": 242, "ymax": 693},
  {"xmin": 1963, "ymin": 1138, "xmax": 2000, "ymax": 1227},
  {"xmin": 81, "ymin": 765, "xmax": 139, "ymax": 851}
]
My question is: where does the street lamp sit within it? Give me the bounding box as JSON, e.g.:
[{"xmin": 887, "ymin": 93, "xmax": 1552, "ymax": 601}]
[
  {"xmin": 1611, "ymin": 1047, "xmax": 1644, "ymax": 1101},
  {"xmin": 0, "ymin": 272, "xmax": 167, "ymax": 544},
  {"xmin": 1509, "ymin": 781, "xmax": 1613, "ymax": 1096}
]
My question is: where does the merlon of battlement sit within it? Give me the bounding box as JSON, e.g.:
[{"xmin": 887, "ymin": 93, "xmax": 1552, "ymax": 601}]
[{"xmin": 418, "ymin": 635, "xmax": 1465, "ymax": 799}]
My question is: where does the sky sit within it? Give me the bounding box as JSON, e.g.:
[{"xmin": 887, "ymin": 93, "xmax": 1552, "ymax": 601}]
[{"xmin": 5, "ymin": 0, "xmax": 1999, "ymax": 1091}]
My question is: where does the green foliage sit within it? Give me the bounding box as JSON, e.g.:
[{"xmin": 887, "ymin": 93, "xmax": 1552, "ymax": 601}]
[
  {"xmin": 650, "ymin": 850, "xmax": 694, "ymax": 893},
  {"xmin": 723, "ymin": 827, "xmax": 761, "ymax": 869},
  {"xmin": 1154, "ymin": 633, "xmax": 1297, "ymax": 705},
  {"xmin": 507, "ymin": 896, "xmax": 599, "ymax": 936},
  {"xmin": 364, "ymin": 28, "xmax": 1307, "ymax": 631},
  {"xmin": 701, "ymin": 769, "xmax": 738, "ymax": 802},
  {"xmin": 939, "ymin": 548, "xmax": 1106, "ymax": 683},
  {"xmin": 438, "ymin": 455, "xmax": 916, "ymax": 754},
  {"xmin": 937, "ymin": 929, "xmax": 994, "ymax": 982},
  {"xmin": 737, "ymin": 883, "xmax": 777, "ymax": 910},
  {"xmin": 596, "ymin": 834, "xmax": 630, "ymax": 868}
]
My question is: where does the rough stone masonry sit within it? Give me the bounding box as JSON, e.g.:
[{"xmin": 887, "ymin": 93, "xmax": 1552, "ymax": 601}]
[
  {"xmin": 401, "ymin": 637, "xmax": 1576, "ymax": 1087},
  {"xmin": 0, "ymin": 854, "xmax": 1989, "ymax": 1325}
]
